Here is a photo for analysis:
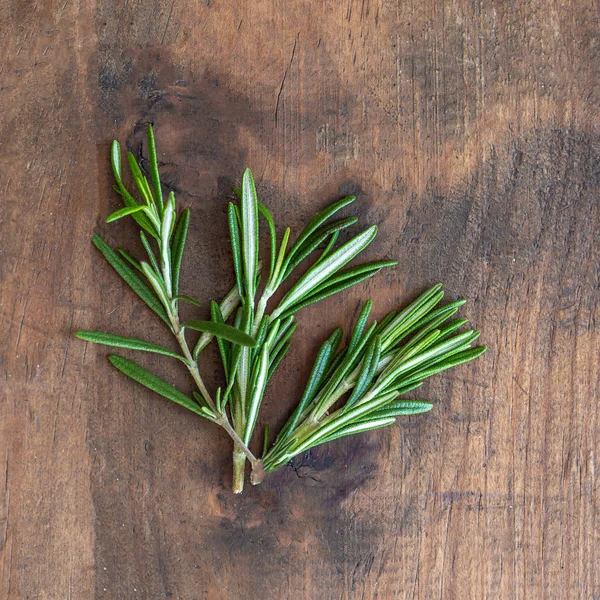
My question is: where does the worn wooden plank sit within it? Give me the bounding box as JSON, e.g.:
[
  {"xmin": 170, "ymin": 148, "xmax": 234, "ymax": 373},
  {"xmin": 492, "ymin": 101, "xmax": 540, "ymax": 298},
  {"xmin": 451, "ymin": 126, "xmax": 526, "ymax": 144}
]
[{"xmin": 1, "ymin": 0, "xmax": 598, "ymax": 598}]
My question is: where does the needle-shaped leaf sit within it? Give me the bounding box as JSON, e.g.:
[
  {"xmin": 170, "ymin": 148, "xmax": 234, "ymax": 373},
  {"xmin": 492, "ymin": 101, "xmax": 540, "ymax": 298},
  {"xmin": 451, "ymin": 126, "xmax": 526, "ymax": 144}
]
[
  {"xmin": 140, "ymin": 231, "xmax": 160, "ymax": 274},
  {"xmin": 285, "ymin": 390, "xmax": 399, "ymax": 457},
  {"xmin": 278, "ymin": 264, "xmax": 385, "ymax": 319},
  {"xmin": 244, "ymin": 344, "xmax": 269, "ymax": 443},
  {"xmin": 400, "ymin": 300, "xmax": 466, "ymax": 340},
  {"xmin": 193, "ymin": 284, "xmax": 241, "ymax": 358},
  {"xmin": 228, "ymin": 203, "xmax": 244, "ymax": 298},
  {"xmin": 241, "ymin": 168, "xmax": 259, "ymax": 302},
  {"xmin": 268, "ymin": 340, "xmax": 291, "ymax": 381},
  {"xmin": 380, "ymin": 284, "xmax": 444, "ymax": 350},
  {"xmin": 127, "ymin": 152, "xmax": 155, "ymax": 209},
  {"xmin": 363, "ymin": 400, "xmax": 433, "ymax": 419},
  {"xmin": 210, "ymin": 301, "xmax": 231, "ymax": 375},
  {"xmin": 274, "ymin": 225, "xmax": 378, "ymax": 317},
  {"xmin": 110, "ymin": 140, "xmax": 122, "ymax": 181},
  {"xmin": 276, "ymin": 327, "xmax": 344, "ymax": 443},
  {"xmin": 75, "ymin": 331, "xmax": 186, "ymax": 362},
  {"xmin": 286, "ymin": 196, "xmax": 356, "ymax": 263},
  {"xmin": 147, "ymin": 124, "xmax": 164, "ymax": 213},
  {"xmin": 106, "ymin": 205, "xmax": 149, "ymax": 223},
  {"xmin": 258, "ymin": 202, "xmax": 277, "ymax": 282},
  {"xmin": 117, "ymin": 249, "xmax": 143, "ymax": 273},
  {"xmin": 182, "ymin": 320, "xmax": 257, "ymax": 347},
  {"xmin": 108, "ymin": 355, "xmax": 202, "ymax": 416},
  {"xmin": 281, "ymin": 216, "xmax": 358, "ymax": 280},
  {"xmin": 110, "ymin": 141, "xmax": 159, "ymax": 237},
  {"xmin": 160, "ymin": 193, "xmax": 175, "ymax": 295},
  {"xmin": 344, "ymin": 334, "xmax": 382, "ymax": 411},
  {"xmin": 140, "ymin": 262, "xmax": 171, "ymax": 311},
  {"xmin": 308, "ymin": 260, "xmax": 398, "ymax": 300},
  {"xmin": 317, "ymin": 417, "xmax": 397, "ymax": 445},
  {"xmin": 313, "ymin": 229, "xmax": 339, "ymax": 266},
  {"xmin": 398, "ymin": 346, "xmax": 487, "ymax": 388},
  {"xmin": 348, "ymin": 300, "xmax": 373, "ymax": 354},
  {"xmin": 92, "ymin": 235, "xmax": 170, "ymax": 326},
  {"xmin": 174, "ymin": 294, "xmax": 202, "ymax": 308}
]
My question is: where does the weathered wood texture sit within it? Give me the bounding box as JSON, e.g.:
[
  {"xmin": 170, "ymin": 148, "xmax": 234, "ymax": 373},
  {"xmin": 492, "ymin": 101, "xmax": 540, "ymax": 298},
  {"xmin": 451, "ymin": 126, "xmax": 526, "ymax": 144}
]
[{"xmin": 1, "ymin": 1, "xmax": 599, "ymax": 598}]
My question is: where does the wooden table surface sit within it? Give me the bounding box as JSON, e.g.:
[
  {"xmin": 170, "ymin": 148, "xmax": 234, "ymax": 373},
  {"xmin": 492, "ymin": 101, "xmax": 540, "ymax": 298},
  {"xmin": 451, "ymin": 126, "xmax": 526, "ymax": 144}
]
[{"xmin": 1, "ymin": 1, "xmax": 599, "ymax": 598}]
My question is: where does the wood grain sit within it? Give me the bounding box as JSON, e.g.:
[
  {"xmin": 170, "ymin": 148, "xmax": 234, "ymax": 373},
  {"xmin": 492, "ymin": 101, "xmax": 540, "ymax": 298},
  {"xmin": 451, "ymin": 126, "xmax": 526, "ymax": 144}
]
[{"xmin": 1, "ymin": 1, "xmax": 598, "ymax": 598}]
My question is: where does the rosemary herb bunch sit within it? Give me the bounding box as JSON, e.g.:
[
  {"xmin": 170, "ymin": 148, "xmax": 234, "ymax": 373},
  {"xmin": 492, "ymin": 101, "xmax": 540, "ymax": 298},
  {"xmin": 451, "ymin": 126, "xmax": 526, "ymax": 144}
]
[{"xmin": 76, "ymin": 126, "xmax": 485, "ymax": 493}]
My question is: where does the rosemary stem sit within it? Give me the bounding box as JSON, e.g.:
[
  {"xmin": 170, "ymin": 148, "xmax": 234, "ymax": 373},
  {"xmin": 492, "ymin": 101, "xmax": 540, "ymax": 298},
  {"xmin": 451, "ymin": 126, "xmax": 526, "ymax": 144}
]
[{"xmin": 169, "ymin": 313, "xmax": 260, "ymax": 469}]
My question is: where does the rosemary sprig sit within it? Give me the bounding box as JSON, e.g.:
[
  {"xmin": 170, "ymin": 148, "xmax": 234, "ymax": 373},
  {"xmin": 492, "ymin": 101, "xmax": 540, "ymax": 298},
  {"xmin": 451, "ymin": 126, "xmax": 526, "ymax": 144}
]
[
  {"xmin": 224, "ymin": 170, "xmax": 396, "ymax": 491},
  {"xmin": 261, "ymin": 286, "xmax": 486, "ymax": 473},
  {"xmin": 76, "ymin": 126, "xmax": 262, "ymax": 472},
  {"xmin": 76, "ymin": 126, "xmax": 486, "ymax": 493}
]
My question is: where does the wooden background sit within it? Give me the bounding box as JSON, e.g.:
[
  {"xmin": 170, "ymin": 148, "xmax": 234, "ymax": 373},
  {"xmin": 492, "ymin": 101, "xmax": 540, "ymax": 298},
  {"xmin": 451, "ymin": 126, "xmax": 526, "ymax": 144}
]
[{"xmin": 1, "ymin": 0, "xmax": 599, "ymax": 598}]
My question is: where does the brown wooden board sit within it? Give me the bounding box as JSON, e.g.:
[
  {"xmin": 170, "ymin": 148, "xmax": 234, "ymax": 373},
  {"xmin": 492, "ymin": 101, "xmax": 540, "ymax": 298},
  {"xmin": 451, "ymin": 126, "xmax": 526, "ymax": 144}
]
[{"xmin": 1, "ymin": 1, "xmax": 599, "ymax": 598}]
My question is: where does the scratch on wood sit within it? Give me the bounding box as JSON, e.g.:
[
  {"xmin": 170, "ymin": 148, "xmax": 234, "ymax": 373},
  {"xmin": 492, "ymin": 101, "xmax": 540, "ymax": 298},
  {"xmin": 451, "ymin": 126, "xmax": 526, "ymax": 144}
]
[
  {"xmin": 15, "ymin": 296, "xmax": 29, "ymax": 353},
  {"xmin": 161, "ymin": 0, "xmax": 176, "ymax": 45},
  {"xmin": 274, "ymin": 33, "xmax": 299, "ymax": 126}
]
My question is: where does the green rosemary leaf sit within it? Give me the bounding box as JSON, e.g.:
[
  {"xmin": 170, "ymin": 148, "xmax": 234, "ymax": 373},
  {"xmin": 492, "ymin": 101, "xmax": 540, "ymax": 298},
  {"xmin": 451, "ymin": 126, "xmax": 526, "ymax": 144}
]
[
  {"xmin": 435, "ymin": 318, "xmax": 469, "ymax": 341},
  {"xmin": 378, "ymin": 331, "xmax": 481, "ymax": 391},
  {"xmin": 106, "ymin": 205, "xmax": 148, "ymax": 223},
  {"xmin": 140, "ymin": 262, "xmax": 171, "ymax": 310},
  {"xmin": 274, "ymin": 225, "xmax": 378, "ymax": 317},
  {"xmin": 241, "ymin": 168, "xmax": 259, "ymax": 303},
  {"xmin": 108, "ymin": 355, "xmax": 202, "ymax": 416},
  {"xmin": 281, "ymin": 216, "xmax": 358, "ymax": 280},
  {"xmin": 318, "ymin": 417, "xmax": 397, "ymax": 445},
  {"xmin": 182, "ymin": 320, "xmax": 257, "ymax": 347},
  {"xmin": 288, "ymin": 390, "xmax": 399, "ymax": 457},
  {"xmin": 193, "ymin": 284, "xmax": 242, "ymax": 358},
  {"xmin": 210, "ymin": 301, "xmax": 230, "ymax": 374},
  {"xmin": 267, "ymin": 341, "xmax": 291, "ymax": 381},
  {"xmin": 398, "ymin": 346, "xmax": 487, "ymax": 387},
  {"xmin": 110, "ymin": 140, "xmax": 122, "ymax": 181},
  {"xmin": 146, "ymin": 124, "xmax": 164, "ymax": 213},
  {"xmin": 348, "ymin": 300, "xmax": 373, "ymax": 353},
  {"xmin": 269, "ymin": 321, "xmax": 297, "ymax": 361},
  {"xmin": 380, "ymin": 284, "xmax": 444, "ymax": 350},
  {"xmin": 344, "ymin": 334, "xmax": 382, "ymax": 411},
  {"xmin": 276, "ymin": 327, "xmax": 344, "ymax": 443},
  {"xmin": 174, "ymin": 294, "xmax": 202, "ymax": 308},
  {"xmin": 171, "ymin": 207, "xmax": 190, "ymax": 295},
  {"xmin": 75, "ymin": 331, "xmax": 185, "ymax": 362},
  {"xmin": 385, "ymin": 381, "xmax": 424, "ymax": 396},
  {"xmin": 244, "ymin": 344, "xmax": 269, "ymax": 443},
  {"xmin": 399, "ymin": 300, "xmax": 466, "ymax": 340},
  {"xmin": 313, "ymin": 229, "xmax": 339, "ymax": 266},
  {"xmin": 92, "ymin": 235, "xmax": 170, "ymax": 326},
  {"xmin": 374, "ymin": 310, "xmax": 397, "ymax": 335},
  {"xmin": 393, "ymin": 329, "xmax": 442, "ymax": 366},
  {"xmin": 140, "ymin": 231, "xmax": 160, "ymax": 274},
  {"xmin": 253, "ymin": 318, "xmax": 272, "ymax": 354},
  {"xmin": 215, "ymin": 387, "xmax": 224, "ymax": 412},
  {"xmin": 272, "ymin": 315, "xmax": 296, "ymax": 346},
  {"xmin": 110, "ymin": 141, "xmax": 158, "ymax": 237},
  {"xmin": 286, "ymin": 196, "xmax": 356, "ymax": 263},
  {"xmin": 262, "ymin": 424, "xmax": 270, "ymax": 457},
  {"xmin": 228, "ymin": 203, "xmax": 244, "ymax": 298},
  {"xmin": 127, "ymin": 152, "xmax": 155, "ymax": 209},
  {"xmin": 258, "ymin": 202, "xmax": 277, "ymax": 281},
  {"xmin": 160, "ymin": 193, "xmax": 175, "ymax": 294},
  {"xmin": 309, "ymin": 260, "xmax": 398, "ymax": 300},
  {"xmin": 278, "ymin": 267, "xmax": 383, "ymax": 319},
  {"xmin": 363, "ymin": 400, "xmax": 433, "ymax": 419},
  {"xmin": 117, "ymin": 249, "xmax": 143, "ymax": 273}
]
